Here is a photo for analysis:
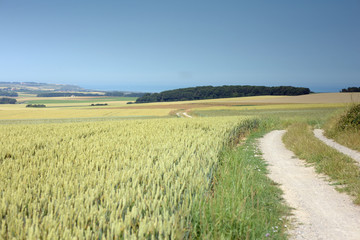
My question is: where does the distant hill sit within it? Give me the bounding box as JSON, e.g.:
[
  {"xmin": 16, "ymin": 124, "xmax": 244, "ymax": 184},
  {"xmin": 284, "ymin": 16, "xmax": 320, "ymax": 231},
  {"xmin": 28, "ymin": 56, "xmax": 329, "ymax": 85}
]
[
  {"xmin": 136, "ymin": 85, "xmax": 311, "ymax": 103},
  {"xmin": 0, "ymin": 82, "xmax": 86, "ymax": 92},
  {"xmin": 0, "ymin": 82, "xmax": 146, "ymax": 97}
]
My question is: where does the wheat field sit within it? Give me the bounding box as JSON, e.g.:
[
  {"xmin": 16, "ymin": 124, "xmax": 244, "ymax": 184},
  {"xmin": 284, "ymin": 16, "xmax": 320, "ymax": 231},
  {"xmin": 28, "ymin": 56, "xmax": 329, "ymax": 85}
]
[{"xmin": 0, "ymin": 117, "xmax": 248, "ymax": 239}]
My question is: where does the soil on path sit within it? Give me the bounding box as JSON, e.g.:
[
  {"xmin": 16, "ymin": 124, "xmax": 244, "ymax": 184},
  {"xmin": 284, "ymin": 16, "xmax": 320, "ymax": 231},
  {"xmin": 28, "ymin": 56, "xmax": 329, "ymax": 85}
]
[
  {"xmin": 313, "ymin": 129, "xmax": 360, "ymax": 164},
  {"xmin": 260, "ymin": 130, "xmax": 360, "ymax": 240}
]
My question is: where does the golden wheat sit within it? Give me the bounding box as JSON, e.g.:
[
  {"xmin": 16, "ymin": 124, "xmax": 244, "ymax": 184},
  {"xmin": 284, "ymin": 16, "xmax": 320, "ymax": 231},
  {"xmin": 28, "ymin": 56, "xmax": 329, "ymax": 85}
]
[{"xmin": 0, "ymin": 117, "xmax": 247, "ymax": 239}]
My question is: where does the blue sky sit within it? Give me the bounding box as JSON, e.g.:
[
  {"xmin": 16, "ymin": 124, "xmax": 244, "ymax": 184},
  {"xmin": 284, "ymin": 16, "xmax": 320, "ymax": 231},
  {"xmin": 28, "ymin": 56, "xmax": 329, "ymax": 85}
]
[{"xmin": 0, "ymin": 1, "xmax": 359, "ymax": 92}]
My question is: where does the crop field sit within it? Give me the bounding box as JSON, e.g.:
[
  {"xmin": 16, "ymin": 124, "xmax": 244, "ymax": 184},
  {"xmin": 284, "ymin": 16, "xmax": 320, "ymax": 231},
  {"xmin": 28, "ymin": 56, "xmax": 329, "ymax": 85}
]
[
  {"xmin": 0, "ymin": 107, "xmax": 170, "ymax": 120},
  {"xmin": 192, "ymin": 103, "xmax": 346, "ymax": 121},
  {"xmin": 193, "ymin": 103, "xmax": 346, "ymax": 112},
  {"xmin": 22, "ymin": 97, "xmax": 137, "ymax": 104},
  {"xmin": 0, "ymin": 93, "xmax": 356, "ymax": 121},
  {"xmin": 1, "ymin": 93, "xmax": 359, "ymax": 239},
  {"xmin": 0, "ymin": 117, "xmax": 248, "ymax": 239}
]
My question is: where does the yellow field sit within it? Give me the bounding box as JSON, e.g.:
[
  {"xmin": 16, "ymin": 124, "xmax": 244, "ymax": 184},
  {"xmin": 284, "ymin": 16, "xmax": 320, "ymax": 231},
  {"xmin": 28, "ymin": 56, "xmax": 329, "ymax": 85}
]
[
  {"xmin": 0, "ymin": 116, "xmax": 247, "ymax": 239},
  {"xmin": 193, "ymin": 103, "xmax": 348, "ymax": 112},
  {"xmin": 1, "ymin": 93, "xmax": 359, "ymax": 120},
  {"xmin": 135, "ymin": 93, "xmax": 360, "ymax": 105},
  {"xmin": 0, "ymin": 107, "xmax": 170, "ymax": 119},
  {"xmin": 0, "ymin": 99, "xmax": 170, "ymax": 119}
]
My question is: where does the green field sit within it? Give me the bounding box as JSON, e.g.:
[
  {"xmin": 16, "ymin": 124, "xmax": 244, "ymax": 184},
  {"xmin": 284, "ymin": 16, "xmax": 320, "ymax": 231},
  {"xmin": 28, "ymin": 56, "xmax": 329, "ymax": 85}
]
[{"xmin": 23, "ymin": 97, "xmax": 137, "ymax": 104}]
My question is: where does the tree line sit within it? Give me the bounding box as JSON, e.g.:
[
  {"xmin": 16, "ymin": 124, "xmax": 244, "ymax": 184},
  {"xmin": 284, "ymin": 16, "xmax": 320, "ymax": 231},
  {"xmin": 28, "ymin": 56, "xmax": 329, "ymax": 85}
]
[
  {"xmin": 105, "ymin": 91, "xmax": 146, "ymax": 97},
  {"xmin": 90, "ymin": 103, "xmax": 108, "ymax": 106},
  {"xmin": 341, "ymin": 87, "xmax": 360, "ymax": 92},
  {"xmin": 26, "ymin": 104, "xmax": 46, "ymax": 108},
  {"xmin": 0, "ymin": 98, "xmax": 17, "ymax": 104},
  {"xmin": 136, "ymin": 85, "xmax": 311, "ymax": 103},
  {"xmin": 0, "ymin": 90, "xmax": 18, "ymax": 97}
]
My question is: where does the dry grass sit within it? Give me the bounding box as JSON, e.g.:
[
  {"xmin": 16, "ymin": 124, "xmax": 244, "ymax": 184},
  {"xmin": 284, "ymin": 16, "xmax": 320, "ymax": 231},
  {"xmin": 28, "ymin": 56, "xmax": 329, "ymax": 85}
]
[
  {"xmin": 323, "ymin": 104, "xmax": 360, "ymax": 152},
  {"xmin": 193, "ymin": 103, "xmax": 347, "ymax": 112},
  {"xmin": 326, "ymin": 131, "xmax": 360, "ymax": 152},
  {"xmin": 246, "ymin": 93, "xmax": 360, "ymax": 104},
  {"xmin": 329, "ymin": 130, "xmax": 360, "ymax": 152}
]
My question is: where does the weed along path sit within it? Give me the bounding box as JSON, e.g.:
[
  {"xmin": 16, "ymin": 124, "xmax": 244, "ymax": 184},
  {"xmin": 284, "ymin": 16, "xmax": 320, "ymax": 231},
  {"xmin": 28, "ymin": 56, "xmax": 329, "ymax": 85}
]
[
  {"xmin": 313, "ymin": 129, "xmax": 360, "ymax": 164},
  {"xmin": 260, "ymin": 130, "xmax": 360, "ymax": 240}
]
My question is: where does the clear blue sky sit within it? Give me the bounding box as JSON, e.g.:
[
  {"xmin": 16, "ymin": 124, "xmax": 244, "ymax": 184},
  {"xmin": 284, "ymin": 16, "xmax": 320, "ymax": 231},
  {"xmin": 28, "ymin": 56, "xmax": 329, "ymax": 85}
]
[{"xmin": 0, "ymin": 1, "xmax": 359, "ymax": 92}]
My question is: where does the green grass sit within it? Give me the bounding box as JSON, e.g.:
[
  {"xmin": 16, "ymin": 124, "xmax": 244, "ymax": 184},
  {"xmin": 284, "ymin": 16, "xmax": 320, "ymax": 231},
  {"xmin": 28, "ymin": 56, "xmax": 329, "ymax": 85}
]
[
  {"xmin": 283, "ymin": 122, "xmax": 360, "ymax": 204},
  {"xmin": 193, "ymin": 107, "xmax": 343, "ymax": 125},
  {"xmin": 16, "ymin": 93, "xmax": 37, "ymax": 97},
  {"xmin": 190, "ymin": 126, "xmax": 290, "ymax": 239},
  {"xmin": 23, "ymin": 97, "xmax": 137, "ymax": 104},
  {"xmin": 195, "ymin": 108, "xmax": 346, "ymax": 135}
]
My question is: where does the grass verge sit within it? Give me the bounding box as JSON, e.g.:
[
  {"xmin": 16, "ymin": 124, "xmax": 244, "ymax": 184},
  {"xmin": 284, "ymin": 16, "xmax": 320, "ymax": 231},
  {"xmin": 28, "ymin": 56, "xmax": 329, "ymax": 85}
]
[
  {"xmin": 190, "ymin": 128, "xmax": 290, "ymax": 239},
  {"xmin": 323, "ymin": 104, "xmax": 360, "ymax": 152},
  {"xmin": 283, "ymin": 122, "xmax": 360, "ymax": 204}
]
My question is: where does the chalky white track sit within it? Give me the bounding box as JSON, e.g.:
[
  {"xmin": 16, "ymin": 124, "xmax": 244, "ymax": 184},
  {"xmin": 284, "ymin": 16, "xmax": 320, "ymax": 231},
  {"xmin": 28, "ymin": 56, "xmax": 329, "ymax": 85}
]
[{"xmin": 260, "ymin": 130, "xmax": 360, "ymax": 240}]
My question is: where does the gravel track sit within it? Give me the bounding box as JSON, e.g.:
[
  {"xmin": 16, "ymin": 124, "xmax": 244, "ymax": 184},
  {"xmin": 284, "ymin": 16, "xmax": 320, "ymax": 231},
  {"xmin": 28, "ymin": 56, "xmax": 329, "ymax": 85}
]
[
  {"xmin": 313, "ymin": 129, "xmax": 360, "ymax": 164},
  {"xmin": 176, "ymin": 112, "xmax": 192, "ymax": 118},
  {"xmin": 260, "ymin": 130, "xmax": 360, "ymax": 240},
  {"xmin": 182, "ymin": 112, "xmax": 192, "ymax": 118}
]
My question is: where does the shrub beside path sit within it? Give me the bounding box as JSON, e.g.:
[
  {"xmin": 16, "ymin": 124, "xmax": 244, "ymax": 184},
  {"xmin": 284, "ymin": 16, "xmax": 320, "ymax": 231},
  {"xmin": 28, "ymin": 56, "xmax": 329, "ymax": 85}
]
[
  {"xmin": 260, "ymin": 130, "xmax": 360, "ymax": 240},
  {"xmin": 313, "ymin": 129, "xmax": 360, "ymax": 164}
]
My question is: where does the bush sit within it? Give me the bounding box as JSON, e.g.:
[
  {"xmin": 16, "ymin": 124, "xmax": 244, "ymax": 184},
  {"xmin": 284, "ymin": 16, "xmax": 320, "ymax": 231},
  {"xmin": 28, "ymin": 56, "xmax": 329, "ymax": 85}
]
[
  {"xmin": 90, "ymin": 103, "xmax": 108, "ymax": 106},
  {"xmin": 0, "ymin": 97, "xmax": 16, "ymax": 104},
  {"xmin": 336, "ymin": 104, "xmax": 360, "ymax": 131},
  {"xmin": 0, "ymin": 90, "xmax": 18, "ymax": 97},
  {"xmin": 26, "ymin": 104, "xmax": 46, "ymax": 108}
]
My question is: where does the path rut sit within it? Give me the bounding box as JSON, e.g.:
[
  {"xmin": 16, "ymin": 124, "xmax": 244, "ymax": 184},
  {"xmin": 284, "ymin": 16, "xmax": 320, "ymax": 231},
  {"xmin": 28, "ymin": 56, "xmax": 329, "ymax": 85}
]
[
  {"xmin": 260, "ymin": 130, "xmax": 360, "ymax": 240},
  {"xmin": 313, "ymin": 129, "xmax": 360, "ymax": 164}
]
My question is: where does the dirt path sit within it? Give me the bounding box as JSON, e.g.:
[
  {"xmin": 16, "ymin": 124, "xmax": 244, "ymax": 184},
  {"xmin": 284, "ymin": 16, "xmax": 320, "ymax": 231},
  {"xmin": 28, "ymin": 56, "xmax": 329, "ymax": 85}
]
[
  {"xmin": 260, "ymin": 130, "xmax": 360, "ymax": 240},
  {"xmin": 176, "ymin": 111, "xmax": 193, "ymax": 118},
  {"xmin": 183, "ymin": 112, "xmax": 192, "ymax": 118},
  {"xmin": 313, "ymin": 129, "xmax": 360, "ymax": 164}
]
